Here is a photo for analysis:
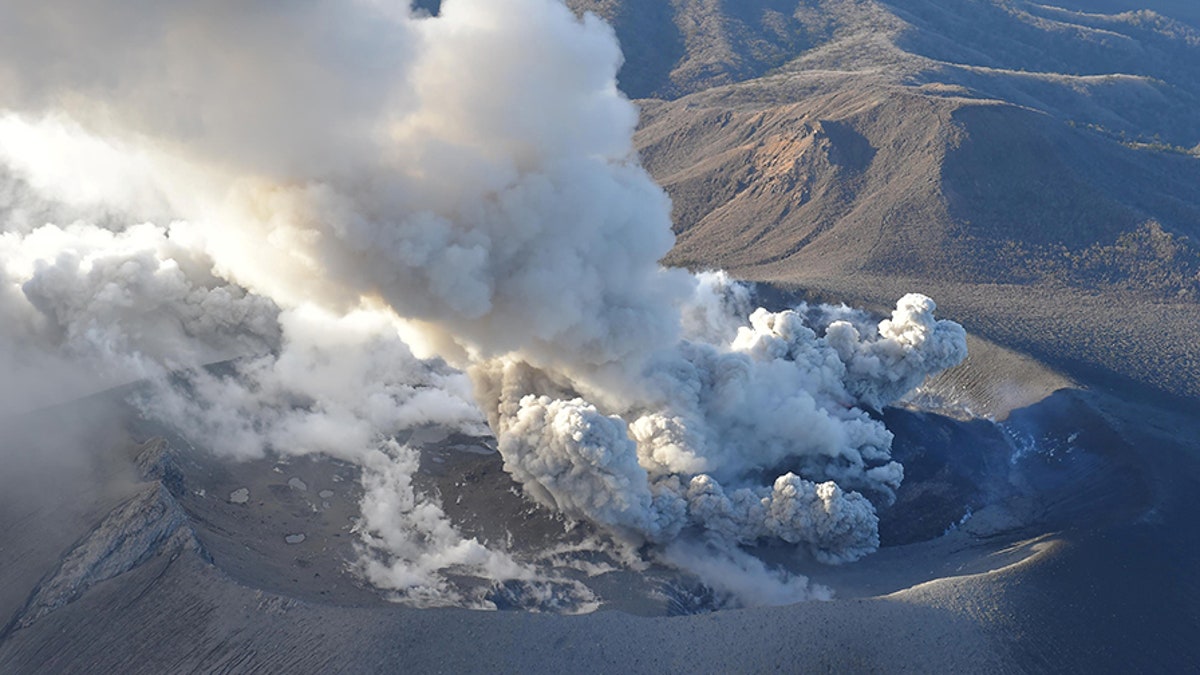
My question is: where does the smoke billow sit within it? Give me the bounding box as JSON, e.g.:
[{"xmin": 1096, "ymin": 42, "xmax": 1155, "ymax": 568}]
[
  {"xmin": 0, "ymin": 0, "xmax": 966, "ymax": 608},
  {"xmin": 472, "ymin": 276, "xmax": 965, "ymax": 567},
  {"xmin": 0, "ymin": 218, "xmax": 280, "ymax": 413}
]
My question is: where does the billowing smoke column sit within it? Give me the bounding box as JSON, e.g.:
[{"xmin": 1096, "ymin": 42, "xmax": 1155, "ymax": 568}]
[
  {"xmin": 472, "ymin": 276, "xmax": 966, "ymax": 564},
  {"xmin": 0, "ymin": 0, "xmax": 966, "ymax": 607}
]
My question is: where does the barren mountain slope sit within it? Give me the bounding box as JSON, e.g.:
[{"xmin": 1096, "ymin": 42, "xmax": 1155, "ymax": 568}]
[
  {"xmin": 569, "ymin": 0, "xmax": 1200, "ymax": 400},
  {"xmin": 1050, "ymin": 0, "xmax": 1200, "ymax": 27}
]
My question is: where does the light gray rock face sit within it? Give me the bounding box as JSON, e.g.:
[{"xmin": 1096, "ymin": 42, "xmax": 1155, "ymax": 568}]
[{"xmin": 9, "ymin": 482, "xmax": 204, "ymax": 632}]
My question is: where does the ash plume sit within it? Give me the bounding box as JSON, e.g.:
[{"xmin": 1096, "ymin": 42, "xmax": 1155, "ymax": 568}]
[{"xmin": 0, "ymin": 0, "xmax": 966, "ymax": 607}]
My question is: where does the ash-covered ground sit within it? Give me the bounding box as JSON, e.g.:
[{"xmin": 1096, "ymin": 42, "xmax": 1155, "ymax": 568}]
[{"xmin": 4, "ymin": 315, "xmax": 1197, "ymax": 672}]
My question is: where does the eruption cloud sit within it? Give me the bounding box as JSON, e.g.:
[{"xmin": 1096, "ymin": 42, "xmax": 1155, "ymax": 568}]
[{"xmin": 0, "ymin": 0, "xmax": 966, "ymax": 607}]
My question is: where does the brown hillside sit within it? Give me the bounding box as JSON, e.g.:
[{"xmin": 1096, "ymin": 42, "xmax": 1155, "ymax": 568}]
[{"xmin": 570, "ymin": 0, "xmax": 1200, "ymax": 401}]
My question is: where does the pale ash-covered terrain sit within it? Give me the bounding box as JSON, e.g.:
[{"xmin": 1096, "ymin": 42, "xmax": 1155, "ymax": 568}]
[
  {"xmin": 4, "ymin": 333, "xmax": 1199, "ymax": 673},
  {"xmin": 3, "ymin": 1, "xmax": 1200, "ymax": 673}
]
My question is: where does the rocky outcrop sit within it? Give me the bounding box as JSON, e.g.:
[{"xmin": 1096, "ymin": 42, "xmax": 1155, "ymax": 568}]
[{"xmin": 4, "ymin": 439, "xmax": 205, "ymax": 634}]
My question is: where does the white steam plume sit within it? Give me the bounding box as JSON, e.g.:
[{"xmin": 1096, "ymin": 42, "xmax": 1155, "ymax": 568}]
[
  {"xmin": 0, "ymin": 0, "xmax": 966, "ymax": 607},
  {"xmin": 0, "ymin": 219, "xmax": 279, "ymax": 413},
  {"xmin": 136, "ymin": 307, "xmax": 596, "ymax": 610}
]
